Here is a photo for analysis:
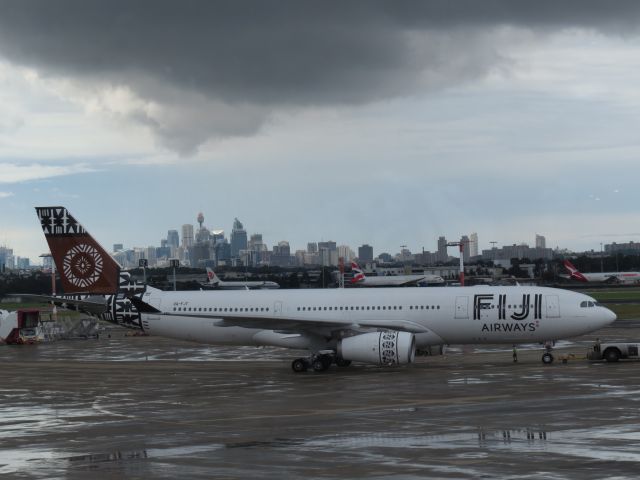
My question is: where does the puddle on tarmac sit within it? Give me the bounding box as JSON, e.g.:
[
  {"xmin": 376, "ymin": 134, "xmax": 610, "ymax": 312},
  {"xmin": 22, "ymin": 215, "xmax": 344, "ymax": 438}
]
[{"xmin": 4, "ymin": 424, "xmax": 640, "ymax": 477}]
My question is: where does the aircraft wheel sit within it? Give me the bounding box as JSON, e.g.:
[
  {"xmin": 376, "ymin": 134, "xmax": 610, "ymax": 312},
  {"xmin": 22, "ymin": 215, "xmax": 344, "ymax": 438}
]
[
  {"xmin": 604, "ymin": 348, "xmax": 621, "ymax": 363},
  {"xmin": 291, "ymin": 358, "xmax": 308, "ymax": 373},
  {"xmin": 336, "ymin": 358, "xmax": 352, "ymax": 367},
  {"xmin": 542, "ymin": 352, "xmax": 554, "ymax": 364},
  {"xmin": 312, "ymin": 357, "xmax": 330, "ymax": 372}
]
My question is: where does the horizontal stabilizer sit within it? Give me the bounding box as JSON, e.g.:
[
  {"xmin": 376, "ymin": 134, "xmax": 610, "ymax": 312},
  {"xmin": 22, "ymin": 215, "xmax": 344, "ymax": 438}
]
[{"xmin": 129, "ymin": 296, "xmax": 162, "ymax": 313}]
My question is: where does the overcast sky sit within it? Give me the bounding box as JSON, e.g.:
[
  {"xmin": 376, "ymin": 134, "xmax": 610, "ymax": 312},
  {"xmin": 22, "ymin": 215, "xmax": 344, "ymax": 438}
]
[{"xmin": 2, "ymin": 1, "xmax": 640, "ymax": 262}]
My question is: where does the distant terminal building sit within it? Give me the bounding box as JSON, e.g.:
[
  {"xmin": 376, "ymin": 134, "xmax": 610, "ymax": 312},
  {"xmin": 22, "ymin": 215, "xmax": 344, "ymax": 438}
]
[
  {"xmin": 535, "ymin": 234, "xmax": 546, "ymax": 249},
  {"xmin": 605, "ymin": 241, "xmax": 640, "ymax": 255},
  {"xmin": 358, "ymin": 244, "xmax": 374, "ymax": 264}
]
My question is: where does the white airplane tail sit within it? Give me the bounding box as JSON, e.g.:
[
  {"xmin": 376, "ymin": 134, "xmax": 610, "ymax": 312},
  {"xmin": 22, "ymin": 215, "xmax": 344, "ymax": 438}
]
[{"xmin": 206, "ymin": 267, "xmax": 221, "ymax": 285}]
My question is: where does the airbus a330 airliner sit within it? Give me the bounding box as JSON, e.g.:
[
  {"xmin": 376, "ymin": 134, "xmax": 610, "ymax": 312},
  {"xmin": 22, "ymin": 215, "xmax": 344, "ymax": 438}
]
[
  {"xmin": 563, "ymin": 259, "xmax": 640, "ymax": 284},
  {"xmin": 36, "ymin": 207, "xmax": 616, "ymax": 372},
  {"xmin": 204, "ymin": 267, "xmax": 280, "ymax": 290}
]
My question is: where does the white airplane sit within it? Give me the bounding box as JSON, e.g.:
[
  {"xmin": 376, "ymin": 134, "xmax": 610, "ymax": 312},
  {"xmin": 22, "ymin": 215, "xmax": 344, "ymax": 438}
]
[
  {"xmin": 36, "ymin": 206, "xmax": 616, "ymax": 372},
  {"xmin": 562, "ymin": 260, "xmax": 640, "ymax": 284},
  {"xmin": 350, "ymin": 262, "xmax": 443, "ymax": 286},
  {"xmin": 204, "ymin": 267, "xmax": 279, "ymax": 290}
]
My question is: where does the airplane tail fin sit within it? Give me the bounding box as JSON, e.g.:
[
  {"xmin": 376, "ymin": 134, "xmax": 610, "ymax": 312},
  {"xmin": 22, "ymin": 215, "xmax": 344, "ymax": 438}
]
[
  {"xmin": 563, "ymin": 259, "xmax": 588, "ymax": 282},
  {"xmin": 206, "ymin": 267, "xmax": 220, "ymax": 285},
  {"xmin": 35, "ymin": 207, "xmax": 121, "ymax": 294},
  {"xmin": 350, "ymin": 261, "xmax": 365, "ymax": 284}
]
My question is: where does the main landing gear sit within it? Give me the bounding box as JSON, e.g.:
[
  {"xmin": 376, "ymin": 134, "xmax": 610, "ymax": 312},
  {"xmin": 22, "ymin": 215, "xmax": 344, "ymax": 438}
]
[{"xmin": 291, "ymin": 353, "xmax": 352, "ymax": 373}]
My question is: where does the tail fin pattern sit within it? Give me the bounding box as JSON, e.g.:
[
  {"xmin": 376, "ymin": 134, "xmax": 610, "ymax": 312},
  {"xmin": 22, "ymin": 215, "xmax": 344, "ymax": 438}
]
[
  {"xmin": 206, "ymin": 267, "xmax": 220, "ymax": 285},
  {"xmin": 350, "ymin": 261, "xmax": 365, "ymax": 284},
  {"xmin": 563, "ymin": 260, "xmax": 588, "ymax": 282},
  {"xmin": 36, "ymin": 207, "xmax": 120, "ymax": 294}
]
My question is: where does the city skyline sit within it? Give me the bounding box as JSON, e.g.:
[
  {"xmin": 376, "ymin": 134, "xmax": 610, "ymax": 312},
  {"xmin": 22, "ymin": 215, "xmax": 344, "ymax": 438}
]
[
  {"xmin": 3, "ymin": 202, "xmax": 630, "ymax": 269},
  {"xmin": 2, "ymin": 3, "xmax": 640, "ymax": 264}
]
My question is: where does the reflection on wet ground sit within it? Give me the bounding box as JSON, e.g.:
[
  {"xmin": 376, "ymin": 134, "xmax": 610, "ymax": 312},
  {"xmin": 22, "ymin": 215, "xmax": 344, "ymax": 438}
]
[{"xmin": 1, "ymin": 321, "xmax": 640, "ymax": 479}]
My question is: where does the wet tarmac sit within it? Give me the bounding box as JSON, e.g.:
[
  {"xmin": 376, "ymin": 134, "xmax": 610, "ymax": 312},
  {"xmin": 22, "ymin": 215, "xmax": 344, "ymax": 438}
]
[{"xmin": 1, "ymin": 319, "xmax": 640, "ymax": 479}]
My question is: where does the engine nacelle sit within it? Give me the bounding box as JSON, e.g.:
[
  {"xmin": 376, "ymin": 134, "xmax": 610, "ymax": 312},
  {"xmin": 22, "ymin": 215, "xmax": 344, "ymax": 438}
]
[{"xmin": 338, "ymin": 331, "xmax": 415, "ymax": 366}]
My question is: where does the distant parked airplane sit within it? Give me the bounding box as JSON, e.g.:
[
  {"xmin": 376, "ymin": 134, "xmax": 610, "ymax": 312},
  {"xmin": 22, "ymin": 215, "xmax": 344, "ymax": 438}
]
[
  {"xmin": 350, "ymin": 262, "xmax": 443, "ymax": 286},
  {"xmin": 204, "ymin": 268, "xmax": 279, "ymax": 290},
  {"xmin": 562, "ymin": 260, "xmax": 640, "ymax": 284}
]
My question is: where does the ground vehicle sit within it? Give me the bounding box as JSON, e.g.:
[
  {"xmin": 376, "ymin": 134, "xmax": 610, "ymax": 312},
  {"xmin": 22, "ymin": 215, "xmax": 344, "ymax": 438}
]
[{"xmin": 589, "ymin": 342, "xmax": 640, "ymax": 362}]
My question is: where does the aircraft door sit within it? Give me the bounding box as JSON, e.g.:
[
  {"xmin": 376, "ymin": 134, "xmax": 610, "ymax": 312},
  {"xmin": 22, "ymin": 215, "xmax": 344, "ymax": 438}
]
[
  {"xmin": 273, "ymin": 301, "xmax": 283, "ymax": 315},
  {"xmin": 455, "ymin": 296, "xmax": 469, "ymax": 319},
  {"xmin": 545, "ymin": 295, "xmax": 560, "ymax": 318}
]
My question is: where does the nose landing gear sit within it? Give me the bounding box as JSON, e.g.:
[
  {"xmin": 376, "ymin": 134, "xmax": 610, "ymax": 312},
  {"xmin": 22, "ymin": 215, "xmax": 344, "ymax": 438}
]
[{"xmin": 541, "ymin": 342, "xmax": 555, "ymax": 364}]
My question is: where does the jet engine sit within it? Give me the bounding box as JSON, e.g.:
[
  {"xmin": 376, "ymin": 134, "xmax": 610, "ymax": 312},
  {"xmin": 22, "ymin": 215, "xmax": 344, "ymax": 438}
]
[{"xmin": 338, "ymin": 331, "xmax": 415, "ymax": 366}]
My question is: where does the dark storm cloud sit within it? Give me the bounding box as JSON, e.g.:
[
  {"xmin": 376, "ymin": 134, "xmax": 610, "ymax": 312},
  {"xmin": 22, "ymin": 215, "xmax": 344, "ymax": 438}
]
[{"xmin": 0, "ymin": 0, "xmax": 639, "ymax": 152}]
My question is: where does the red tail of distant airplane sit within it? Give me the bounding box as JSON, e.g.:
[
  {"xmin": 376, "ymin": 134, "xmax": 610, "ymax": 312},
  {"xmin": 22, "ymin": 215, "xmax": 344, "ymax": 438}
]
[
  {"xmin": 35, "ymin": 207, "xmax": 121, "ymax": 294},
  {"xmin": 563, "ymin": 260, "xmax": 588, "ymax": 282},
  {"xmin": 350, "ymin": 261, "xmax": 366, "ymax": 284}
]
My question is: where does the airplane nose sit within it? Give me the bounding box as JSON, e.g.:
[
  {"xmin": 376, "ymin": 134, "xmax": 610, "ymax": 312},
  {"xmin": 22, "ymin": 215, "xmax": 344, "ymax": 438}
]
[{"xmin": 601, "ymin": 307, "xmax": 617, "ymax": 326}]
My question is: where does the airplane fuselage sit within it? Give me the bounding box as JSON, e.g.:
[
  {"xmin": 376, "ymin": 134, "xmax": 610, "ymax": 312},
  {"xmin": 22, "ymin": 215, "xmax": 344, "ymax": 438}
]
[
  {"xmin": 208, "ymin": 280, "xmax": 280, "ymax": 290},
  {"xmin": 578, "ymin": 271, "xmax": 640, "ymax": 284},
  {"xmin": 139, "ymin": 286, "xmax": 614, "ymax": 351}
]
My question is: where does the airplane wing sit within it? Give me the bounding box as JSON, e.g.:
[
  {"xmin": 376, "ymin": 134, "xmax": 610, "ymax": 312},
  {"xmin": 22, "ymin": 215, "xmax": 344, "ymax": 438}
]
[
  {"xmin": 8, "ymin": 294, "xmax": 110, "ymax": 315},
  {"xmin": 130, "ymin": 297, "xmax": 430, "ymax": 334}
]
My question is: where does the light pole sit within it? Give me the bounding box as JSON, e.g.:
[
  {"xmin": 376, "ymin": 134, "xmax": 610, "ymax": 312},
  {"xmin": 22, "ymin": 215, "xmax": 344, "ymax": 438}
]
[
  {"xmin": 600, "ymin": 243, "xmax": 604, "ymax": 273},
  {"xmin": 39, "ymin": 253, "xmax": 57, "ymax": 318},
  {"xmin": 170, "ymin": 259, "xmax": 179, "ymax": 291},
  {"xmin": 139, "ymin": 258, "xmax": 148, "ymax": 285}
]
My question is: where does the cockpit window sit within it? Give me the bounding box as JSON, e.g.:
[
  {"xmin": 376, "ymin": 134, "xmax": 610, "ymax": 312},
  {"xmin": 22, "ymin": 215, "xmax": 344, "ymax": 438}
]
[{"xmin": 580, "ymin": 301, "xmax": 588, "ymax": 308}]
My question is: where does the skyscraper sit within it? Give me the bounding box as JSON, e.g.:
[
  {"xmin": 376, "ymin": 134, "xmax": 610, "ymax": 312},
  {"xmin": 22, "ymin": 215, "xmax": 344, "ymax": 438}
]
[
  {"xmin": 437, "ymin": 236, "xmax": 447, "ymax": 262},
  {"xmin": 358, "ymin": 244, "xmax": 373, "ymax": 263},
  {"xmin": 535, "ymin": 234, "xmax": 546, "ymax": 249},
  {"xmin": 167, "ymin": 230, "xmax": 179, "ymax": 249},
  {"xmin": 230, "ymin": 217, "xmax": 247, "ymax": 258},
  {"xmin": 469, "ymin": 232, "xmax": 478, "ymax": 257},
  {"xmin": 460, "ymin": 235, "xmax": 470, "ymax": 260},
  {"xmin": 181, "ymin": 224, "xmax": 194, "ymax": 248}
]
